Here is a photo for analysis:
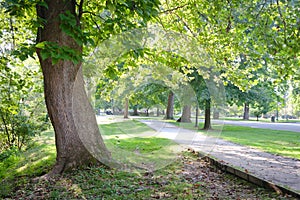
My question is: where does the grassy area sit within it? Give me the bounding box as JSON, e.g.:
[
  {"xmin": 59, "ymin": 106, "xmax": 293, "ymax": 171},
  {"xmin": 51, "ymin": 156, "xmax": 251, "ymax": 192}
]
[
  {"xmin": 1, "ymin": 149, "xmax": 291, "ymax": 199},
  {"xmin": 171, "ymin": 121, "xmax": 300, "ymax": 160},
  {"xmin": 99, "ymin": 119, "xmax": 155, "ymax": 138},
  {"xmin": 222, "ymin": 117, "xmax": 300, "ymax": 123},
  {"xmin": 218, "ymin": 125, "xmax": 300, "ymax": 160},
  {"xmin": 0, "ymin": 131, "xmax": 56, "ymax": 197},
  {"xmin": 0, "ymin": 120, "xmax": 297, "ymax": 199},
  {"xmin": 99, "ymin": 119, "xmax": 181, "ymax": 171}
]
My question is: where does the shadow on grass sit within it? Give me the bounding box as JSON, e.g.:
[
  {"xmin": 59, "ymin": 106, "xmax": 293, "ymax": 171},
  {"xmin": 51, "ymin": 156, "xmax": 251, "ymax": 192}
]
[
  {"xmin": 104, "ymin": 137, "xmax": 181, "ymax": 172},
  {"xmin": 0, "ymin": 130, "xmax": 56, "ymax": 197}
]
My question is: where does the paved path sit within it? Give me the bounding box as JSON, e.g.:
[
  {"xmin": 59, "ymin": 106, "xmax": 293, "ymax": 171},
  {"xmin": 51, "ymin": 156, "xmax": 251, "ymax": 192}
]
[
  {"xmin": 139, "ymin": 120, "xmax": 300, "ymax": 194},
  {"xmin": 215, "ymin": 120, "xmax": 300, "ymax": 132}
]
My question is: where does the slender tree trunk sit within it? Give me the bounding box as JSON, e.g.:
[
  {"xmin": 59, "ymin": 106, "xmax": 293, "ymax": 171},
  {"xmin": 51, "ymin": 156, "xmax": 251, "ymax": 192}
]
[
  {"xmin": 124, "ymin": 98, "xmax": 129, "ymax": 119},
  {"xmin": 213, "ymin": 108, "xmax": 219, "ymax": 119},
  {"xmin": 179, "ymin": 105, "xmax": 191, "ymax": 123},
  {"xmin": 133, "ymin": 105, "xmax": 139, "ymax": 116},
  {"xmin": 165, "ymin": 91, "xmax": 174, "ymax": 120},
  {"xmin": 36, "ymin": 1, "xmax": 110, "ymax": 175},
  {"xmin": 243, "ymin": 103, "xmax": 250, "ymax": 120},
  {"xmin": 195, "ymin": 106, "xmax": 199, "ymax": 127},
  {"xmin": 202, "ymin": 99, "xmax": 212, "ymax": 130},
  {"xmin": 156, "ymin": 107, "xmax": 160, "ymax": 117}
]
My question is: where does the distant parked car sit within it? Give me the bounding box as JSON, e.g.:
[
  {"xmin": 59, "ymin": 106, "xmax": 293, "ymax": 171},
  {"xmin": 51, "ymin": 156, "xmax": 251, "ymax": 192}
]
[{"xmin": 282, "ymin": 115, "xmax": 296, "ymax": 119}]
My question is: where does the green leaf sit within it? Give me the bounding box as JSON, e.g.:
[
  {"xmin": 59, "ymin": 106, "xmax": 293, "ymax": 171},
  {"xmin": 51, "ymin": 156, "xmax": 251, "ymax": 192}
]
[
  {"xmin": 35, "ymin": 42, "xmax": 46, "ymax": 49},
  {"xmin": 40, "ymin": 50, "xmax": 50, "ymax": 61}
]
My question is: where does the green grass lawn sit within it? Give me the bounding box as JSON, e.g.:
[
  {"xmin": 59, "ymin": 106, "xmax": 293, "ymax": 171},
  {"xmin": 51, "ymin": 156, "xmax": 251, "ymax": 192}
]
[
  {"xmin": 99, "ymin": 119, "xmax": 181, "ymax": 171},
  {"xmin": 171, "ymin": 121, "xmax": 300, "ymax": 160},
  {"xmin": 217, "ymin": 125, "xmax": 300, "ymax": 160},
  {"xmin": 222, "ymin": 117, "xmax": 300, "ymax": 123},
  {"xmin": 0, "ymin": 131, "xmax": 56, "ymax": 196}
]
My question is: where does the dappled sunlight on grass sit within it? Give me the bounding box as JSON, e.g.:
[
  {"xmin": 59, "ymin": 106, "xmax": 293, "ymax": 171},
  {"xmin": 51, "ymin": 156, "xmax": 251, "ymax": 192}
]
[
  {"xmin": 105, "ymin": 137, "xmax": 180, "ymax": 171},
  {"xmin": 168, "ymin": 121, "xmax": 300, "ymax": 160},
  {"xmin": 214, "ymin": 125, "xmax": 300, "ymax": 160},
  {"xmin": 99, "ymin": 119, "xmax": 182, "ymax": 171},
  {"xmin": 10, "ymin": 136, "xmax": 56, "ymax": 177},
  {"xmin": 0, "ymin": 130, "xmax": 56, "ymax": 197}
]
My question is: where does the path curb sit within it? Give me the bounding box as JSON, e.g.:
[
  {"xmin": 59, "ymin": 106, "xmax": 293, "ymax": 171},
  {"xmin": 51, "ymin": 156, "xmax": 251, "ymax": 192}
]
[{"xmin": 199, "ymin": 153, "xmax": 300, "ymax": 199}]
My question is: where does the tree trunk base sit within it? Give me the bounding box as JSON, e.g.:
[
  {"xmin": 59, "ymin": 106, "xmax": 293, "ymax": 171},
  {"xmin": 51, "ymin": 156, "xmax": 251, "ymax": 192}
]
[{"xmin": 200, "ymin": 127, "xmax": 213, "ymax": 131}]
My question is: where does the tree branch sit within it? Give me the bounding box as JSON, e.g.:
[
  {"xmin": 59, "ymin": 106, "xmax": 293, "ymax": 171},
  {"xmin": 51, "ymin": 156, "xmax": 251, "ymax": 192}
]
[
  {"xmin": 9, "ymin": 17, "xmax": 15, "ymax": 48},
  {"xmin": 276, "ymin": 0, "xmax": 287, "ymax": 44},
  {"xmin": 226, "ymin": 0, "xmax": 232, "ymax": 33},
  {"xmin": 78, "ymin": 0, "xmax": 84, "ymax": 20},
  {"xmin": 255, "ymin": 0, "xmax": 267, "ymax": 19},
  {"xmin": 175, "ymin": 13, "xmax": 197, "ymax": 37},
  {"xmin": 82, "ymin": 10, "xmax": 106, "ymax": 21},
  {"xmin": 160, "ymin": 4, "xmax": 188, "ymax": 14}
]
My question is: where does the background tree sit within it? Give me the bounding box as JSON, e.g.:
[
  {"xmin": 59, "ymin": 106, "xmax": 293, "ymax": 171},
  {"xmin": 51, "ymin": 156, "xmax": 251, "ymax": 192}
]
[
  {"xmin": 226, "ymin": 82, "xmax": 278, "ymax": 120},
  {"xmin": 165, "ymin": 91, "xmax": 175, "ymax": 120},
  {"xmin": 159, "ymin": 0, "xmax": 299, "ymax": 120},
  {"xmin": 189, "ymin": 69, "xmax": 212, "ymax": 129}
]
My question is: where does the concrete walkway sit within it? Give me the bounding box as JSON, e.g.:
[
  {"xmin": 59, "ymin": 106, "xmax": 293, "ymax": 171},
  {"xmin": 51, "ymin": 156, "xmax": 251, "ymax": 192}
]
[{"xmin": 139, "ymin": 120, "xmax": 300, "ymax": 194}]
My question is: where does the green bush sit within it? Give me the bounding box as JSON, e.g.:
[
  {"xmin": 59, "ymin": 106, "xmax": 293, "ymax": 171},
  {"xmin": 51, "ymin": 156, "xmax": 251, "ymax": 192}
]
[{"xmin": 0, "ymin": 58, "xmax": 48, "ymax": 151}]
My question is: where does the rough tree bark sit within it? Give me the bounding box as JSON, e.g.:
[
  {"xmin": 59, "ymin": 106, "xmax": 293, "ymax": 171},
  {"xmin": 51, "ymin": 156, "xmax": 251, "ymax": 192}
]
[
  {"xmin": 202, "ymin": 99, "xmax": 212, "ymax": 130},
  {"xmin": 243, "ymin": 103, "xmax": 250, "ymax": 120},
  {"xmin": 165, "ymin": 91, "xmax": 174, "ymax": 120},
  {"xmin": 36, "ymin": 0, "xmax": 110, "ymax": 175}
]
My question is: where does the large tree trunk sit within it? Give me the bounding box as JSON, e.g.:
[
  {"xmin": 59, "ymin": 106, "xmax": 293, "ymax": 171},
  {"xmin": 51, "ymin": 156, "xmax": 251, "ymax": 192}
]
[
  {"xmin": 36, "ymin": 1, "xmax": 110, "ymax": 175},
  {"xmin": 178, "ymin": 105, "xmax": 191, "ymax": 123},
  {"xmin": 202, "ymin": 99, "xmax": 212, "ymax": 130},
  {"xmin": 124, "ymin": 97, "xmax": 129, "ymax": 119},
  {"xmin": 243, "ymin": 103, "xmax": 250, "ymax": 120},
  {"xmin": 165, "ymin": 91, "xmax": 174, "ymax": 120}
]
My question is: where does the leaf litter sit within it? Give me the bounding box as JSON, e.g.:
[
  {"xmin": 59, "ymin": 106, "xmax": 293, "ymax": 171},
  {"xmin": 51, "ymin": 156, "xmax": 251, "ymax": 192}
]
[{"xmin": 5, "ymin": 149, "xmax": 297, "ymax": 200}]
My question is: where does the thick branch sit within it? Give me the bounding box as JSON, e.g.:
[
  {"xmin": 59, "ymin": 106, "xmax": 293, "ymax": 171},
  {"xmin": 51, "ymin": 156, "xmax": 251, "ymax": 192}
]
[{"xmin": 9, "ymin": 18, "xmax": 15, "ymax": 48}]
